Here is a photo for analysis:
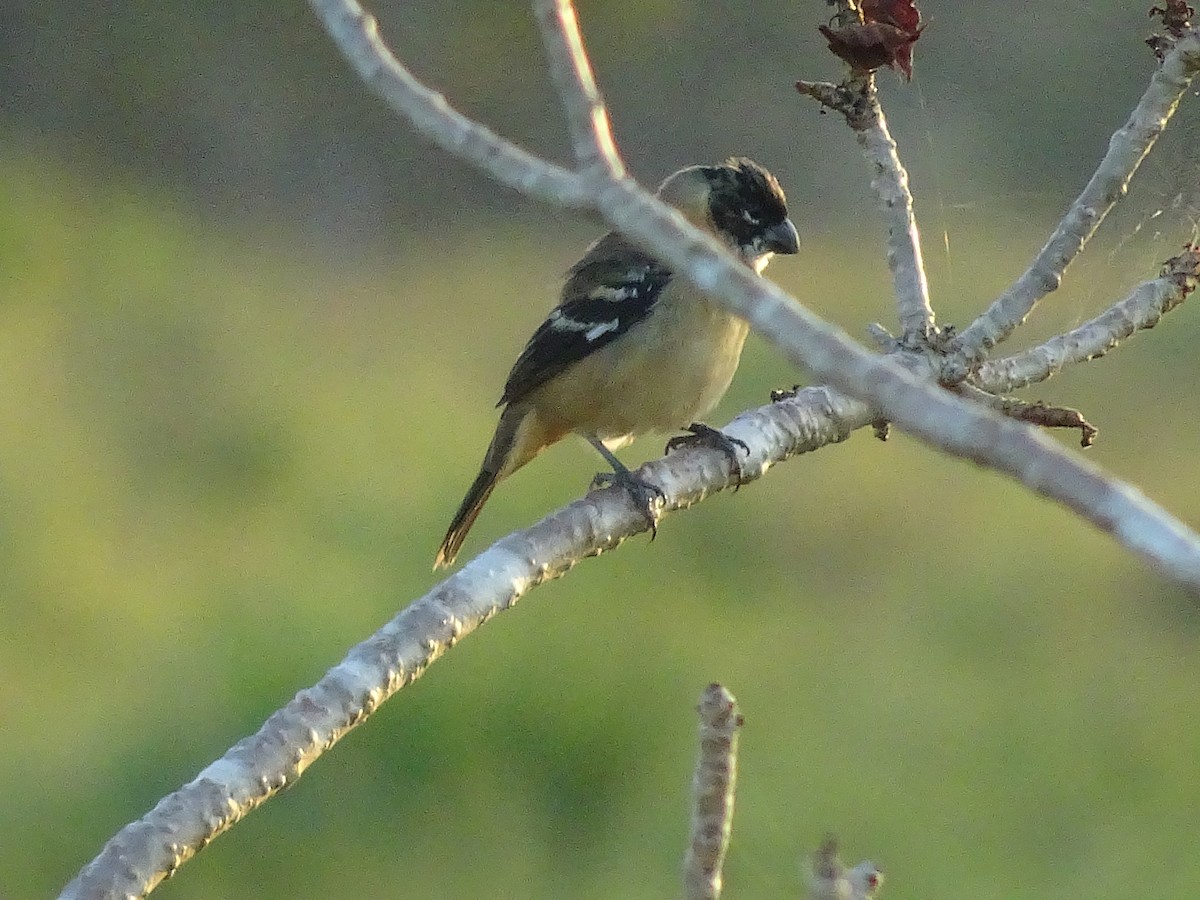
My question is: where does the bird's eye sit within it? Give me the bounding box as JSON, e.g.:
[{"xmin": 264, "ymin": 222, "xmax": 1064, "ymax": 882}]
[{"xmin": 741, "ymin": 210, "xmax": 760, "ymax": 226}]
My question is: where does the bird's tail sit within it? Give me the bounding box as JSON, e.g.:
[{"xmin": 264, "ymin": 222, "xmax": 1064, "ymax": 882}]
[
  {"xmin": 434, "ymin": 404, "xmax": 554, "ymax": 570},
  {"xmin": 434, "ymin": 466, "xmax": 499, "ymax": 570}
]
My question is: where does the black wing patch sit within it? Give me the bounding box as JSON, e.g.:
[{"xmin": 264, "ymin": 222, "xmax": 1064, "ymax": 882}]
[{"xmin": 500, "ymin": 232, "xmax": 671, "ymax": 407}]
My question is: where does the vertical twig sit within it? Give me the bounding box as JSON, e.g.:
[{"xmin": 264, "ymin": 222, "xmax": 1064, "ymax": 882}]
[
  {"xmin": 855, "ymin": 87, "xmax": 936, "ymax": 343},
  {"xmin": 683, "ymin": 684, "xmax": 742, "ymax": 900},
  {"xmin": 795, "ymin": 78, "xmax": 936, "ymax": 343}
]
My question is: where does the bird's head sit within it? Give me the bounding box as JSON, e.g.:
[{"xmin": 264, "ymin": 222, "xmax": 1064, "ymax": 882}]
[{"xmin": 658, "ymin": 157, "xmax": 799, "ymax": 273}]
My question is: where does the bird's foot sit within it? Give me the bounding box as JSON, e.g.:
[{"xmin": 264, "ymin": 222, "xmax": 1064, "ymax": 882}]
[
  {"xmin": 664, "ymin": 422, "xmax": 749, "ymax": 489},
  {"xmin": 591, "ymin": 467, "xmax": 666, "ymax": 539}
]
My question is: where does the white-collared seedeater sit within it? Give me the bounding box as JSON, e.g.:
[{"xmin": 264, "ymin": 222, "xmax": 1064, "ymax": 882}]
[{"xmin": 434, "ymin": 158, "xmax": 799, "ymax": 569}]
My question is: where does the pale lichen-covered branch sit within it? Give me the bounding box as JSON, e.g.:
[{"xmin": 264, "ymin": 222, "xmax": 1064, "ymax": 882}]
[
  {"xmin": 949, "ymin": 29, "xmax": 1200, "ymax": 366},
  {"xmin": 796, "ymin": 78, "xmax": 935, "ymax": 342},
  {"xmin": 975, "ymin": 245, "xmax": 1199, "ymax": 392}
]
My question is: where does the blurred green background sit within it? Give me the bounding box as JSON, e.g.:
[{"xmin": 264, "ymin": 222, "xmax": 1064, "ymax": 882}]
[{"xmin": 4, "ymin": 1, "xmax": 1200, "ymax": 898}]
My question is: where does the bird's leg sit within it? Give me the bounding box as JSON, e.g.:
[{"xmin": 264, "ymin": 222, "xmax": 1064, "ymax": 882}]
[
  {"xmin": 664, "ymin": 423, "xmax": 749, "ymax": 488},
  {"xmin": 586, "ymin": 437, "xmax": 665, "ymax": 539}
]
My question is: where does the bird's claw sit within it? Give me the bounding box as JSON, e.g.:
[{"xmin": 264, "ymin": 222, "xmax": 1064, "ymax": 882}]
[
  {"xmin": 591, "ymin": 468, "xmax": 665, "ymax": 540},
  {"xmin": 665, "ymin": 422, "xmax": 749, "ymax": 490}
]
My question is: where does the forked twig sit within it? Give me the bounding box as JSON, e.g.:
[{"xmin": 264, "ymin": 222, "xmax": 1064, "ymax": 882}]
[
  {"xmin": 310, "ymin": 0, "xmax": 593, "ymax": 208},
  {"xmin": 949, "ymin": 30, "xmax": 1200, "ymax": 367},
  {"xmin": 808, "ymin": 836, "xmax": 883, "ymax": 900},
  {"xmin": 976, "ymin": 245, "xmax": 1200, "ymax": 392}
]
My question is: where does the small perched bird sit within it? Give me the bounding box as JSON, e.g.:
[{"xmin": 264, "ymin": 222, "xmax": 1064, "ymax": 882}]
[{"xmin": 434, "ymin": 158, "xmax": 799, "ymax": 569}]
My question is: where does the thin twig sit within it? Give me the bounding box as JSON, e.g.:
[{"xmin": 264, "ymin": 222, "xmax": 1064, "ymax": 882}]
[
  {"xmin": 307, "ymin": 0, "xmax": 593, "ymax": 208},
  {"xmin": 949, "ymin": 29, "xmax": 1200, "ymax": 368},
  {"xmin": 855, "ymin": 93, "xmax": 936, "ymax": 342},
  {"xmin": 532, "ymin": 0, "xmax": 624, "ymax": 176},
  {"xmin": 683, "ymin": 684, "xmax": 742, "ymax": 900},
  {"xmin": 955, "ymin": 384, "xmax": 1098, "ymax": 448},
  {"xmin": 975, "ymin": 245, "xmax": 1200, "ymax": 392},
  {"xmin": 797, "ymin": 78, "xmax": 936, "ymax": 342}
]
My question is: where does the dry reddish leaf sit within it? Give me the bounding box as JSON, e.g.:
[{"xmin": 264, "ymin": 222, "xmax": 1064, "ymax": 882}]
[
  {"xmin": 863, "ymin": 0, "xmax": 922, "ymax": 33},
  {"xmin": 819, "ymin": 20, "xmax": 923, "ymax": 80}
]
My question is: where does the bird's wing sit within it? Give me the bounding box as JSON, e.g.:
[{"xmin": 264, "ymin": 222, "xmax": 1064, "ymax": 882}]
[{"xmin": 500, "ymin": 233, "xmax": 672, "ymax": 406}]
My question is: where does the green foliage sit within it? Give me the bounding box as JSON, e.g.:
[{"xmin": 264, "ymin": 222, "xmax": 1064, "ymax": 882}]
[{"xmin": 4, "ymin": 150, "xmax": 1200, "ymax": 900}]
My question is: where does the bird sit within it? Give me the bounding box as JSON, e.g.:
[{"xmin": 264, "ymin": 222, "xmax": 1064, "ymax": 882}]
[{"xmin": 433, "ymin": 157, "xmax": 799, "ymax": 569}]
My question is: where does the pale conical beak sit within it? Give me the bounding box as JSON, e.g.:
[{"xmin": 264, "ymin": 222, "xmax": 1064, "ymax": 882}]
[{"xmin": 763, "ymin": 218, "xmax": 800, "ymax": 255}]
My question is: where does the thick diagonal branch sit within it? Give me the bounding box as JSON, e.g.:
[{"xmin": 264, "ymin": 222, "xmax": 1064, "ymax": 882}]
[
  {"xmin": 61, "ymin": 385, "xmax": 874, "ymax": 900},
  {"xmin": 588, "ymin": 175, "xmax": 1200, "ymax": 591},
  {"xmin": 950, "ymin": 30, "xmax": 1200, "ymax": 366}
]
